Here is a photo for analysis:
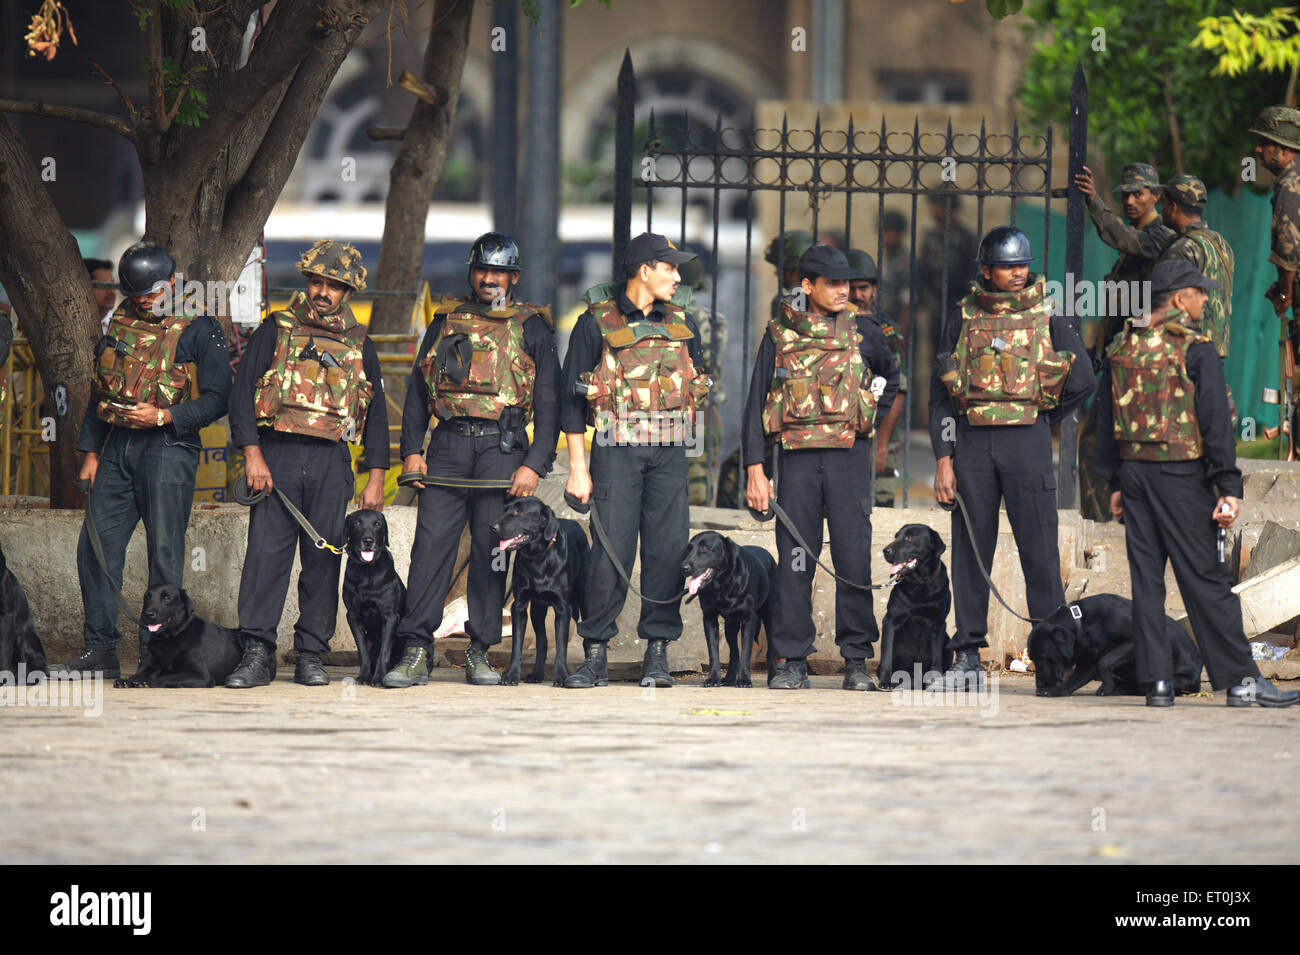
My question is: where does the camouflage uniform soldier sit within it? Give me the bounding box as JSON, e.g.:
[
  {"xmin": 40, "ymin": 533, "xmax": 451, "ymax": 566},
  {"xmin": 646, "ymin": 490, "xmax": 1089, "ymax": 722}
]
[
  {"xmin": 847, "ymin": 249, "xmax": 906, "ymax": 507},
  {"xmin": 1249, "ymin": 105, "xmax": 1300, "ymax": 449},
  {"xmin": 63, "ymin": 241, "xmax": 232, "ymax": 680},
  {"xmin": 743, "ymin": 245, "xmax": 899, "ymax": 690},
  {"xmin": 766, "ymin": 230, "xmax": 813, "ymax": 319},
  {"xmin": 678, "ymin": 249, "xmax": 726, "ymax": 506},
  {"xmin": 560, "ymin": 233, "xmax": 711, "ymax": 688},
  {"xmin": 1156, "ymin": 175, "xmax": 1235, "ymax": 359},
  {"xmin": 1073, "ymin": 161, "xmax": 1176, "ymax": 522},
  {"xmin": 385, "ymin": 232, "xmax": 560, "ymax": 688},
  {"xmin": 931, "ymin": 227, "xmax": 1094, "ymax": 690},
  {"xmin": 877, "ymin": 210, "xmax": 911, "ymax": 332},
  {"xmin": 226, "ymin": 240, "xmax": 389, "ymax": 688},
  {"xmin": 1094, "ymin": 260, "xmax": 1297, "ymax": 708}
]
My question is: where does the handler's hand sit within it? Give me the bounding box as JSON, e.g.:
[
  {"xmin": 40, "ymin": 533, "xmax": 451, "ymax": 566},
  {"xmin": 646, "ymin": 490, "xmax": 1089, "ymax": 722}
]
[
  {"xmin": 934, "ymin": 456, "xmax": 956, "ymax": 506},
  {"xmin": 1214, "ymin": 495, "xmax": 1239, "ymax": 529},
  {"xmin": 78, "ymin": 452, "xmax": 99, "ymax": 490},
  {"xmin": 244, "ymin": 445, "xmax": 272, "ymax": 493},
  {"xmin": 360, "ymin": 470, "xmax": 385, "ymax": 511},
  {"xmin": 566, "ymin": 464, "xmax": 592, "ymax": 505},
  {"xmin": 875, "ymin": 442, "xmax": 889, "ymax": 475},
  {"xmin": 1109, "ymin": 490, "xmax": 1123, "ymax": 523},
  {"xmin": 1073, "ymin": 166, "xmax": 1097, "ymax": 204},
  {"xmin": 746, "ymin": 463, "xmax": 773, "ymax": 514},
  {"xmin": 508, "ymin": 465, "xmax": 540, "ymax": 498},
  {"xmin": 123, "ymin": 401, "xmax": 166, "ymax": 428},
  {"xmin": 402, "ymin": 453, "xmax": 427, "ymax": 490}
]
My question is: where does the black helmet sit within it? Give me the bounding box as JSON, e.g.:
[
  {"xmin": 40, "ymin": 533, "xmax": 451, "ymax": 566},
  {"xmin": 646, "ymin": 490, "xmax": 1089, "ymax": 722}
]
[
  {"xmin": 118, "ymin": 241, "xmax": 175, "ymax": 298},
  {"xmin": 846, "ymin": 249, "xmax": 878, "ymax": 282},
  {"xmin": 976, "ymin": 226, "xmax": 1033, "ymax": 266},
  {"xmin": 468, "ymin": 232, "xmax": 521, "ymax": 271}
]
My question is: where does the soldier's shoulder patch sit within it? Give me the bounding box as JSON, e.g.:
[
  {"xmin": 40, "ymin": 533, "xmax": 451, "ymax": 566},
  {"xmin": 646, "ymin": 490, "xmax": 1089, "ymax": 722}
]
[
  {"xmin": 516, "ymin": 302, "xmax": 554, "ymax": 328},
  {"xmin": 434, "ymin": 296, "xmax": 469, "ymax": 315}
]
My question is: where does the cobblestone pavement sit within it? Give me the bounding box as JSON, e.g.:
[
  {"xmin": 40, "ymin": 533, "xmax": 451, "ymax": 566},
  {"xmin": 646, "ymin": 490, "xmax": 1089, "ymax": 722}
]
[{"xmin": 2, "ymin": 669, "xmax": 1296, "ymax": 864}]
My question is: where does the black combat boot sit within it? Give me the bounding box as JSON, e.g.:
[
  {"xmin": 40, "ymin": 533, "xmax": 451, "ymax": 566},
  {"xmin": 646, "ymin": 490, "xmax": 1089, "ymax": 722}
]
[
  {"xmin": 1145, "ymin": 680, "xmax": 1174, "ymax": 707},
  {"xmin": 842, "ymin": 658, "xmax": 879, "ymax": 691},
  {"xmin": 935, "ymin": 648, "xmax": 984, "ymax": 691},
  {"xmin": 226, "ymin": 639, "xmax": 276, "ymax": 689},
  {"xmin": 1226, "ymin": 676, "xmax": 1299, "ymax": 708},
  {"xmin": 564, "ymin": 640, "xmax": 609, "ymax": 689},
  {"xmin": 294, "ymin": 650, "xmax": 329, "ymax": 686},
  {"xmin": 640, "ymin": 638, "xmax": 673, "ymax": 688},
  {"xmin": 57, "ymin": 647, "xmax": 121, "ymax": 680},
  {"xmin": 464, "ymin": 638, "xmax": 501, "ymax": 686},
  {"xmin": 769, "ymin": 657, "xmax": 810, "ymax": 690}
]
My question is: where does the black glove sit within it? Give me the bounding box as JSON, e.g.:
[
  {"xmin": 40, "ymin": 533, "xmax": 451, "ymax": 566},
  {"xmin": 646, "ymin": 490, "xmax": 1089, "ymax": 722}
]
[{"xmin": 435, "ymin": 333, "xmax": 473, "ymax": 384}]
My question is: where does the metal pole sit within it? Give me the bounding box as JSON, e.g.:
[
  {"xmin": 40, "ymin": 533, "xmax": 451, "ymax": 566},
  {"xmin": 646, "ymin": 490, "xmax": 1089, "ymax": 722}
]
[
  {"xmin": 519, "ymin": 0, "xmax": 562, "ymax": 309},
  {"xmin": 613, "ymin": 49, "xmax": 635, "ymax": 283},
  {"xmin": 1059, "ymin": 61, "xmax": 1088, "ymax": 509},
  {"xmin": 491, "ymin": 0, "xmax": 518, "ymax": 237}
]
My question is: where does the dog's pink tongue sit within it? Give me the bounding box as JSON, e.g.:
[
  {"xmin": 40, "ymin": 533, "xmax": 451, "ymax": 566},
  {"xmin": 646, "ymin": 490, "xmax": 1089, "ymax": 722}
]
[
  {"xmin": 890, "ymin": 563, "xmax": 903, "ymax": 576},
  {"xmin": 361, "ymin": 550, "xmax": 375, "ymax": 563},
  {"xmin": 687, "ymin": 574, "xmax": 703, "ymax": 596},
  {"xmin": 147, "ymin": 623, "xmax": 161, "ymax": 633}
]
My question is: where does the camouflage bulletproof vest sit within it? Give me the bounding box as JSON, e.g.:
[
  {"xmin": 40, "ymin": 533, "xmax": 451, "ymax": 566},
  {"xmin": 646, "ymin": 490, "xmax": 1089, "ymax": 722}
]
[
  {"xmin": 940, "ymin": 279, "xmax": 1074, "ymax": 426},
  {"xmin": 418, "ymin": 298, "xmax": 540, "ymax": 422},
  {"xmin": 762, "ymin": 302, "xmax": 878, "ymax": 450},
  {"xmin": 1177, "ymin": 225, "xmax": 1234, "ymax": 358},
  {"xmin": 1106, "ymin": 311, "xmax": 1206, "ymax": 462},
  {"xmin": 579, "ymin": 299, "xmax": 710, "ymax": 444},
  {"xmin": 253, "ymin": 291, "xmax": 372, "ymax": 442},
  {"xmin": 93, "ymin": 301, "xmax": 193, "ymax": 427}
]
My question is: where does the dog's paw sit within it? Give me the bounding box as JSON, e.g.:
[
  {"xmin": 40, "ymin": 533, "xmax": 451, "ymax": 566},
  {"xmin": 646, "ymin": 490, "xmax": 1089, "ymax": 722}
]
[
  {"xmin": 113, "ymin": 678, "xmax": 130, "ymax": 688},
  {"xmin": 1095, "ymin": 683, "xmax": 1119, "ymax": 696},
  {"xmin": 552, "ymin": 673, "xmax": 568, "ymax": 688},
  {"xmin": 704, "ymin": 671, "xmax": 723, "ymax": 687},
  {"xmin": 524, "ymin": 670, "xmax": 544, "ymax": 684},
  {"xmin": 733, "ymin": 673, "xmax": 754, "ymax": 688},
  {"xmin": 500, "ymin": 668, "xmax": 521, "ymax": 687}
]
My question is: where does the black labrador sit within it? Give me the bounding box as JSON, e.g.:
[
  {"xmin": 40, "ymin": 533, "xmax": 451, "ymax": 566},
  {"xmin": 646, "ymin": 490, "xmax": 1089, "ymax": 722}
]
[
  {"xmin": 343, "ymin": 509, "xmax": 407, "ymax": 686},
  {"xmin": 0, "ymin": 540, "xmax": 45, "ymax": 681},
  {"xmin": 680, "ymin": 531, "xmax": 775, "ymax": 687},
  {"xmin": 1029, "ymin": 593, "xmax": 1203, "ymax": 697},
  {"xmin": 878, "ymin": 524, "xmax": 951, "ymax": 689},
  {"xmin": 492, "ymin": 497, "xmax": 588, "ymax": 687},
  {"xmin": 116, "ymin": 584, "xmax": 241, "ymax": 687}
]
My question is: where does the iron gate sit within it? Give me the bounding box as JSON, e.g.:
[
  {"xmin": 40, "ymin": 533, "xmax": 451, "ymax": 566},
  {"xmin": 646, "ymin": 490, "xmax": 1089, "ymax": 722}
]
[{"xmin": 612, "ymin": 52, "xmax": 1089, "ymax": 510}]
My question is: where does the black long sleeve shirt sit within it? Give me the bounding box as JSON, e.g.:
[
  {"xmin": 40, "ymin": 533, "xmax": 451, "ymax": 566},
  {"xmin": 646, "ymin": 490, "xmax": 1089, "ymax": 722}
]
[
  {"xmin": 399, "ymin": 310, "xmax": 560, "ymax": 477},
  {"xmin": 741, "ymin": 311, "xmax": 900, "ymax": 467},
  {"xmin": 77, "ymin": 314, "xmax": 232, "ymax": 452},
  {"xmin": 928, "ymin": 302, "xmax": 1095, "ymax": 459},
  {"xmin": 1093, "ymin": 338, "xmax": 1242, "ymax": 498},
  {"xmin": 559, "ymin": 292, "xmax": 707, "ymax": 435},
  {"xmin": 229, "ymin": 316, "xmax": 390, "ymax": 471}
]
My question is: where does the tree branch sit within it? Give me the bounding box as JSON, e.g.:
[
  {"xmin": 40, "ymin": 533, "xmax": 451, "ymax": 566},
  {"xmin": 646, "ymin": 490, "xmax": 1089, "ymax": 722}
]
[
  {"xmin": 91, "ymin": 61, "xmax": 137, "ymax": 120},
  {"xmin": 0, "ymin": 98, "xmax": 134, "ymax": 140}
]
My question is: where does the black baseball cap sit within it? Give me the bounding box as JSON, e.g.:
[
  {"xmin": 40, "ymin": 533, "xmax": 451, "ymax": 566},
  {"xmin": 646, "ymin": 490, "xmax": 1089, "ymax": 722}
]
[
  {"xmin": 798, "ymin": 244, "xmax": 864, "ymax": 281},
  {"xmin": 1149, "ymin": 259, "xmax": 1220, "ymax": 297},
  {"xmin": 624, "ymin": 232, "xmax": 696, "ymax": 275}
]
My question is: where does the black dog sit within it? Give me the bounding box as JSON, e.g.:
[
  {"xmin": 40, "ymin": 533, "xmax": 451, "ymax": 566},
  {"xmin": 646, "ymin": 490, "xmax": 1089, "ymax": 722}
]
[
  {"xmin": 1029, "ymin": 593, "xmax": 1203, "ymax": 697},
  {"xmin": 878, "ymin": 524, "xmax": 951, "ymax": 689},
  {"xmin": 343, "ymin": 509, "xmax": 407, "ymax": 686},
  {"xmin": 0, "ymin": 540, "xmax": 45, "ymax": 682},
  {"xmin": 492, "ymin": 497, "xmax": 588, "ymax": 687},
  {"xmin": 116, "ymin": 584, "xmax": 241, "ymax": 687},
  {"xmin": 680, "ymin": 531, "xmax": 775, "ymax": 687}
]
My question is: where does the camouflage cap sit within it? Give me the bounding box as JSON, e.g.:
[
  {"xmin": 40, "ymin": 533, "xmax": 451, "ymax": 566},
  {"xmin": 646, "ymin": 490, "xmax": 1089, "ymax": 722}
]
[
  {"xmin": 297, "ymin": 239, "xmax": 368, "ymax": 292},
  {"xmin": 1113, "ymin": 162, "xmax": 1161, "ymax": 193},
  {"xmin": 1249, "ymin": 105, "xmax": 1300, "ymax": 151},
  {"xmin": 1160, "ymin": 174, "xmax": 1207, "ymax": 210},
  {"xmin": 764, "ymin": 230, "xmax": 813, "ymax": 267}
]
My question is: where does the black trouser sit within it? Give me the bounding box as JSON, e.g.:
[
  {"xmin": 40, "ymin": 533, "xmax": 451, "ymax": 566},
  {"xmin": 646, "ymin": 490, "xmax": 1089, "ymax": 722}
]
[
  {"xmin": 949, "ymin": 416, "xmax": 1064, "ymax": 652},
  {"xmin": 398, "ymin": 423, "xmax": 524, "ymax": 650},
  {"xmin": 77, "ymin": 426, "xmax": 198, "ymax": 657},
  {"xmin": 1119, "ymin": 459, "xmax": 1258, "ymax": 690},
  {"xmin": 577, "ymin": 441, "xmax": 689, "ymax": 644},
  {"xmin": 237, "ymin": 434, "xmax": 354, "ymax": 654},
  {"xmin": 769, "ymin": 438, "xmax": 878, "ymax": 661}
]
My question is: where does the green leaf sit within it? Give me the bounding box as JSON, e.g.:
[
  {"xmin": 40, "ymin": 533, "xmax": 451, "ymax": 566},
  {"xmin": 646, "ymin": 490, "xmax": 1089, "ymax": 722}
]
[{"xmin": 987, "ymin": 0, "xmax": 1024, "ymax": 17}]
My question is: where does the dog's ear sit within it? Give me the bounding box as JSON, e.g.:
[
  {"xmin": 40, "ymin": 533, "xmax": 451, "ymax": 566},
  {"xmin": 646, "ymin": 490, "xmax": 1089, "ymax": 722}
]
[
  {"xmin": 544, "ymin": 506, "xmax": 559, "ymax": 543},
  {"xmin": 180, "ymin": 588, "xmax": 195, "ymax": 619},
  {"xmin": 379, "ymin": 514, "xmax": 389, "ymax": 550},
  {"xmin": 929, "ymin": 527, "xmax": 946, "ymax": 557},
  {"xmin": 1052, "ymin": 625, "xmax": 1075, "ymax": 660}
]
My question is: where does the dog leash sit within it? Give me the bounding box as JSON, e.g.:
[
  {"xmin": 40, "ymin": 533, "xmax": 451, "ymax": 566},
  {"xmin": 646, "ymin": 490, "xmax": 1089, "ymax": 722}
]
[
  {"xmin": 397, "ymin": 471, "xmax": 513, "ymax": 490},
  {"xmin": 748, "ymin": 497, "xmax": 894, "ymax": 592},
  {"xmin": 233, "ymin": 481, "xmax": 344, "ymax": 555},
  {"xmin": 74, "ymin": 476, "xmax": 145, "ymax": 626},
  {"xmin": 941, "ymin": 490, "xmax": 1078, "ymax": 634},
  {"xmin": 563, "ymin": 491, "xmax": 687, "ymax": 606}
]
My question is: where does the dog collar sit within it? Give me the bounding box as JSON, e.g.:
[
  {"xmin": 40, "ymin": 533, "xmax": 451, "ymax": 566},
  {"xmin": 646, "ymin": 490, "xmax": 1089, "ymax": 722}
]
[{"xmin": 547, "ymin": 531, "xmax": 557, "ymax": 549}]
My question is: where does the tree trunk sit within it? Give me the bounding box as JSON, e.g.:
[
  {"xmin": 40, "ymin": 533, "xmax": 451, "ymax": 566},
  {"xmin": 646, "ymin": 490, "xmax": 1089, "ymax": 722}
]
[
  {"xmin": 0, "ymin": 115, "xmax": 99, "ymax": 508},
  {"xmin": 370, "ymin": 0, "xmax": 476, "ymax": 337}
]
